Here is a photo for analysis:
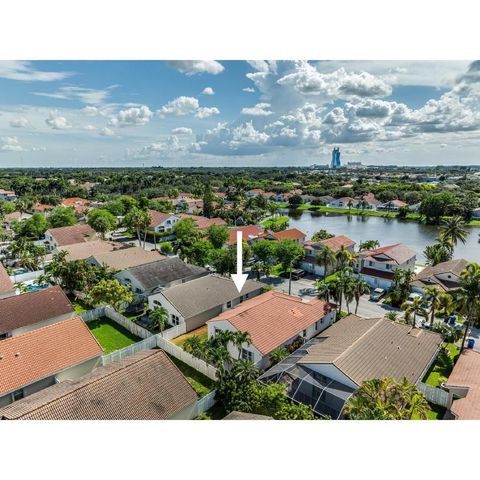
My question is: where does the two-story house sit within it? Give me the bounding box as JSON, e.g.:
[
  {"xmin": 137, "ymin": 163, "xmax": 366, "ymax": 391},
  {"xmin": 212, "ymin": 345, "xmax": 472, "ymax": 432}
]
[
  {"xmin": 357, "ymin": 243, "xmax": 417, "ymax": 289},
  {"xmin": 148, "ymin": 210, "xmax": 180, "ymax": 232}
]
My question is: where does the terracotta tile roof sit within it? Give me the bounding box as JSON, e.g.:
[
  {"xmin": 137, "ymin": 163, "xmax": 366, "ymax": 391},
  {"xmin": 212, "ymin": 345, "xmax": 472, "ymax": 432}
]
[
  {"xmin": 0, "ymin": 285, "xmax": 74, "ymax": 335},
  {"xmin": 62, "ymin": 197, "xmax": 90, "ymax": 207},
  {"xmin": 360, "ymin": 243, "xmax": 416, "ymax": 265},
  {"xmin": 194, "ymin": 217, "xmax": 227, "ymax": 230},
  {"xmin": 148, "ymin": 209, "xmax": 175, "ymax": 228},
  {"xmin": 227, "ymin": 225, "xmax": 263, "ymax": 245},
  {"xmin": 178, "ymin": 213, "xmax": 205, "ymax": 222},
  {"xmin": 58, "ymin": 239, "xmax": 122, "ymax": 261},
  {"xmin": 298, "ymin": 314, "xmax": 442, "ymax": 386},
  {"xmin": 0, "ymin": 263, "xmax": 14, "ymax": 295},
  {"xmin": 208, "ymin": 291, "xmax": 335, "ymax": 355},
  {"xmin": 0, "ymin": 350, "xmax": 197, "ymax": 420},
  {"xmin": 0, "ymin": 317, "xmax": 103, "ymax": 397},
  {"xmin": 89, "ymin": 247, "xmax": 165, "ymax": 270},
  {"xmin": 34, "ymin": 203, "xmax": 54, "ymax": 211},
  {"xmin": 445, "ymin": 350, "xmax": 480, "ymax": 420},
  {"xmin": 270, "ymin": 228, "xmax": 306, "ymax": 241},
  {"xmin": 47, "ymin": 224, "xmax": 96, "ymax": 246}
]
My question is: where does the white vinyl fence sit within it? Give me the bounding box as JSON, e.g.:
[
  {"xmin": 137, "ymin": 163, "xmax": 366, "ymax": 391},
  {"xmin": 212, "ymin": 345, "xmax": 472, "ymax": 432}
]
[
  {"xmin": 101, "ymin": 336, "xmax": 158, "ymax": 365},
  {"xmin": 81, "ymin": 306, "xmax": 153, "ymax": 339},
  {"xmin": 156, "ymin": 335, "xmax": 218, "ymax": 381},
  {"xmin": 161, "ymin": 323, "xmax": 187, "ymax": 341},
  {"xmin": 418, "ymin": 382, "xmax": 450, "ymax": 408},
  {"xmin": 194, "ymin": 390, "xmax": 217, "ymax": 417}
]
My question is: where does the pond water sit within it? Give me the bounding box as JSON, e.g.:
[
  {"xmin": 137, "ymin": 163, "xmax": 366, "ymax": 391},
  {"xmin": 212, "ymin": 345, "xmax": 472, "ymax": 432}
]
[{"xmin": 283, "ymin": 209, "xmax": 480, "ymax": 264}]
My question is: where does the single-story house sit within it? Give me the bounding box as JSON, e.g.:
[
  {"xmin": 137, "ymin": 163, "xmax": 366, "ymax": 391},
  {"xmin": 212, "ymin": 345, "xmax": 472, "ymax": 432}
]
[
  {"xmin": 115, "ymin": 257, "xmax": 208, "ymax": 296},
  {"xmin": 0, "ymin": 263, "xmax": 15, "ymax": 300},
  {"xmin": 0, "ymin": 350, "xmax": 198, "ymax": 420},
  {"xmin": 245, "ymin": 188, "xmax": 265, "ymax": 198},
  {"xmin": 0, "ymin": 285, "xmax": 75, "ymax": 339},
  {"xmin": 2, "ymin": 211, "xmax": 32, "ymax": 230},
  {"xmin": 55, "ymin": 239, "xmax": 122, "ymax": 261},
  {"xmin": 148, "ymin": 210, "xmax": 180, "ymax": 232},
  {"xmin": 61, "ymin": 197, "xmax": 90, "ymax": 208},
  {"xmin": 0, "ymin": 189, "xmax": 18, "ymax": 201},
  {"xmin": 0, "ymin": 316, "xmax": 103, "ymax": 408},
  {"xmin": 357, "ymin": 243, "xmax": 417, "ymax": 289},
  {"xmin": 86, "ymin": 246, "xmax": 165, "ymax": 271},
  {"xmin": 411, "ymin": 259, "xmax": 469, "ymax": 293},
  {"xmin": 32, "ymin": 203, "xmax": 54, "ymax": 214},
  {"xmin": 443, "ymin": 349, "xmax": 480, "ymax": 420},
  {"xmin": 377, "ymin": 199, "xmax": 408, "ymax": 211},
  {"xmin": 259, "ymin": 314, "xmax": 442, "ymax": 418},
  {"xmin": 149, "ymin": 274, "xmax": 263, "ymax": 333},
  {"xmin": 326, "ymin": 197, "xmax": 359, "ymax": 209},
  {"xmin": 207, "ymin": 291, "xmax": 336, "ymax": 370},
  {"xmin": 45, "ymin": 224, "xmax": 97, "ymax": 251},
  {"xmin": 302, "ymin": 235, "xmax": 356, "ymax": 276},
  {"xmin": 359, "ymin": 193, "xmax": 381, "ymax": 210}
]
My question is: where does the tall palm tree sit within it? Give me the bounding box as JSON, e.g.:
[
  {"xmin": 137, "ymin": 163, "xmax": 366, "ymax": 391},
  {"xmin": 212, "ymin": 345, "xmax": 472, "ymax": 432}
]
[
  {"xmin": 440, "ymin": 216, "xmax": 469, "ymax": 250},
  {"xmin": 438, "ymin": 292, "xmax": 454, "ymax": 318},
  {"xmin": 183, "ymin": 335, "xmax": 203, "ymax": 358},
  {"xmin": 353, "ymin": 278, "xmax": 370, "ymax": 314},
  {"xmin": 424, "ymin": 286, "xmax": 442, "ymax": 327},
  {"xmin": 233, "ymin": 331, "xmax": 252, "ymax": 360},
  {"xmin": 359, "ymin": 240, "xmax": 380, "ymax": 252},
  {"xmin": 315, "ymin": 280, "xmax": 331, "ymax": 302},
  {"xmin": 315, "ymin": 245, "xmax": 336, "ymax": 279},
  {"xmin": 457, "ymin": 262, "xmax": 480, "ymax": 352},
  {"xmin": 336, "ymin": 244, "xmax": 351, "ymax": 270},
  {"xmin": 401, "ymin": 296, "xmax": 428, "ymax": 327},
  {"xmin": 149, "ymin": 306, "xmax": 169, "ymax": 333}
]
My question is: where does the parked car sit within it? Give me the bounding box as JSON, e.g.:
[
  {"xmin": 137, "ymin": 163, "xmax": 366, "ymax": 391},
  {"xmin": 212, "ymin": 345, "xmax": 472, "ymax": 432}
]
[
  {"xmin": 291, "ymin": 269, "xmax": 306, "ymax": 280},
  {"xmin": 370, "ymin": 287, "xmax": 386, "ymax": 302}
]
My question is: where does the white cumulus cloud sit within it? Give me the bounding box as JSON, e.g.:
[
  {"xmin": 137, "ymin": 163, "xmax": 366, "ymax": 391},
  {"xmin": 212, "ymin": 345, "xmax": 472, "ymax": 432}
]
[
  {"xmin": 171, "ymin": 127, "xmax": 193, "ymax": 135},
  {"xmin": 10, "ymin": 117, "xmax": 29, "ymax": 128},
  {"xmin": 45, "ymin": 111, "xmax": 72, "ymax": 130},
  {"xmin": 202, "ymin": 87, "xmax": 215, "ymax": 95},
  {"xmin": 168, "ymin": 60, "xmax": 224, "ymax": 75},
  {"xmin": 241, "ymin": 102, "xmax": 273, "ymax": 116},
  {"xmin": 109, "ymin": 105, "xmax": 153, "ymax": 127}
]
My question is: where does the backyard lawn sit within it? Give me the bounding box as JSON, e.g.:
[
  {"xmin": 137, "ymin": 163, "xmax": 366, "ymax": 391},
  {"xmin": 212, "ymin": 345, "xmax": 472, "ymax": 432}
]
[
  {"xmin": 168, "ymin": 355, "xmax": 215, "ymax": 398},
  {"xmin": 423, "ymin": 343, "xmax": 460, "ymax": 388},
  {"xmin": 87, "ymin": 317, "xmax": 141, "ymax": 354}
]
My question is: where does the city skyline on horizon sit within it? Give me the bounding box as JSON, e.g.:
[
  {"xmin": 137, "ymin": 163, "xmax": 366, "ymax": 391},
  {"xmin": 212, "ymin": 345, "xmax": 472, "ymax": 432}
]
[{"xmin": 1, "ymin": 60, "xmax": 479, "ymax": 168}]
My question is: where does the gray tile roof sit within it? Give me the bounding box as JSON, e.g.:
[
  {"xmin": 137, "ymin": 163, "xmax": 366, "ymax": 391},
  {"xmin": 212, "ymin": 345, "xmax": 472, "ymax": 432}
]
[
  {"xmin": 299, "ymin": 314, "xmax": 442, "ymax": 386},
  {"xmin": 121, "ymin": 257, "xmax": 208, "ymax": 290},
  {"xmin": 0, "ymin": 350, "xmax": 198, "ymax": 420},
  {"xmin": 161, "ymin": 274, "xmax": 263, "ymax": 319},
  {"xmin": 412, "ymin": 258, "xmax": 468, "ymax": 291}
]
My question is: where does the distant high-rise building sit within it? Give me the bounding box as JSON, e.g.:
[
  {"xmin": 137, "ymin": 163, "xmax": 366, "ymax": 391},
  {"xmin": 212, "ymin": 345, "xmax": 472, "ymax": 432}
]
[{"xmin": 330, "ymin": 147, "xmax": 341, "ymax": 169}]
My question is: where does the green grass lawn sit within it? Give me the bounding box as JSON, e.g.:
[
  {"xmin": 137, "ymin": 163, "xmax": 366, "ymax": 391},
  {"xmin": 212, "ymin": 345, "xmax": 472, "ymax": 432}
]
[
  {"xmin": 67, "ymin": 294, "xmax": 90, "ymax": 315},
  {"xmin": 168, "ymin": 355, "xmax": 215, "ymax": 398},
  {"xmin": 424, "ymin": 343, "xmax": 459, "ymax": 387},
  {"xmin": 262, "ymin": 216, "xmax": 290, "ymax": 230},
  {"xmin": 412, "ymin": 402, "xmax": 446, "ymax": 420},
  {"xmin": 87, "ymin": 317, "xmax": 141, "ymax": 354}
]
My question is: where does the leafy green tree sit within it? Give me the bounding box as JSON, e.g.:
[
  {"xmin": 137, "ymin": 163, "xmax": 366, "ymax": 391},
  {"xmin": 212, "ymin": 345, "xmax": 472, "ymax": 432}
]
[
  {"xmin": 7, "ymin": 238, "xmax": 46, "ymax": 271},
  {"xmin": 288, "ymin": 194, "xmax": 303, "ymax": 208},
  {"xmin": 190, "ymin": 239, "xmax": 214, "ymax": 267},
  {"xmin": 173, "ymin": 218, "xmax": 199, "ymax": 260},
  {"xmin": 48, "ymin": 206, "xmax": 77, "ymax": 228},
  {"xmin": 88, "ymin": 279, "xmax": 133, "ymax": 310},
  {"xmin": 311, "ymin": 229, "xmax": 334, "ymax": 241},
  {"xmin": 209, "ymin": 247, "xmax": 236, "ymax": 275},
  {"xmin": 343, "ymin": 377, "xmax": 430, "ymax": 420},
  {"xmin": 275, "ymin": 239, "xmax": 305, "ymax": 295},
  {"xmin": 207, "ymin": 224, "xmax": 229, "ymax": 249},
  {"xmin": 87, "ymin": 208, "xmax": 117, "ymax": 239},
  {"xmin": 13, "ymin": 212, "xmax": 48, "ymax": 238},
  {"xmin": 419, "ymin": 191, "xmax": 456, "ymax": 224},
  {"xmin": 160, "ymin": 241, "xmax": 173, "ymax": 254}
]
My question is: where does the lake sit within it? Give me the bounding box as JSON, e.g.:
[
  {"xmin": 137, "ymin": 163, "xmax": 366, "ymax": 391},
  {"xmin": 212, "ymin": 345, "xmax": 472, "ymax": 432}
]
[{"xmin": 283, "ymin": 209, "xmax": 480, "ymax": 264}]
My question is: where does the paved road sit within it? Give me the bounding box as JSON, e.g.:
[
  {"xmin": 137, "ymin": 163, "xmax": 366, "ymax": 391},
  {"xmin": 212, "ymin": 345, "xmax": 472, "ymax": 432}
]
[{"xmin": 259, "ymin": 275, "xmax": 401, "ymax": 319}]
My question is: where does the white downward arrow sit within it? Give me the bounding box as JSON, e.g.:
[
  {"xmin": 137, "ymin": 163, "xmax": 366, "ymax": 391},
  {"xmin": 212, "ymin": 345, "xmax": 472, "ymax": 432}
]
[{"xmin": 231, "ymin": 230, "xmax": 248, "ymax": 293}]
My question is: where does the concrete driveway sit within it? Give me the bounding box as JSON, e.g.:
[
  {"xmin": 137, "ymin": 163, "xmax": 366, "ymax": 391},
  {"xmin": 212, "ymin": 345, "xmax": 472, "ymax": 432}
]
[{"xmin": 259, "ymin": 276, "xmax": 401, "ymax": 319}]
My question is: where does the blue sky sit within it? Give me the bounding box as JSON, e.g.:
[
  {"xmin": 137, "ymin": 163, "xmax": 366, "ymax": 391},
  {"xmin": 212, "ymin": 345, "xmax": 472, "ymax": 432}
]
[{"xmin": 1, "ymin": 59, "xmax": 479, "ymax": 167}]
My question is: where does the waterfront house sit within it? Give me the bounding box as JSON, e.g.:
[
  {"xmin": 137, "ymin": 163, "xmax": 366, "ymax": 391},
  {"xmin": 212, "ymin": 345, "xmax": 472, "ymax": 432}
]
[
  {"xmin": 207, "ymin": 290, "xmax": 336, "ymax": 369},
  {"xmin": 326, "ymin": 197, "xmax": 359, "ymax": 209},
  {"xmin": 148, "ymin": 210, "xmax": 180, "ymax": 232},
  {"xmin": 0, "ymin": 285, "xmax": 75, "ymax": 339},
  {"xmin": 302, "ymin": 235, "xmax": 356, "ymax": 276},
  {"xmin": 258, "ymin": 314, "xmax": 442, "ymax": 418},
  {"xmin": 227, "ymin": 225, "xmax": 263, "ymax": 245},
  {"xmin": 0, "ymin": 316, "xmax": 103, "ymax": 408},
  {"xmin": 245, "ymin": 188, "xmax": 265, "ymax": 198},
  {"xmin": 357, "ymin": 243, "xmax": 416, "ymax": 289},
  {"xmin": 115, "ymin": 257, "xmax": 208, "ymax": 296},
  {"xmin": 377, "ymin": 199, "xmax": 408, "ymax": 211},
  {"xmin": 0, "ymin": 350, "xmax": 198, "ymax": 420},
  {"xmin": 149, "ymin": 274, "xmax": 263, "ymax": 333},
  {"xmin": 411, "ymin": 259, "xmax": 469, "ymax": 294},
  {"xmin": 359, "ymin": 192, "xmax": 381, "ymax": 210}
]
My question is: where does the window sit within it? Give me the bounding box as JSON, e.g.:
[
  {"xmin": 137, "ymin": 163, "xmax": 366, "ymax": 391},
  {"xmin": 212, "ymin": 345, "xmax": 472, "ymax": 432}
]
[
  {"xmin": 315, "ymin": 319, "xmax": 323, "ymax": 330},
  {"xmin": 226, "ymin": 300, "xmax": 232, "ymax": 308},
  {"xmin": 239, "ymin": 295, "xmax": 244, "ymax": 303},
  {"xmin": 241, "ymin": 349, "xmax": 253, "ymax": 361},
  {"xmin": 171, "ymin": 314, "xmax": 180, "ymax": 325},
  {"xmin": 302, "ymin": 329, "xmax": 307, "ymax": 337},
  {"xmin": 12, "ymin": 389, "xmax": 24, "ymax": 402}
]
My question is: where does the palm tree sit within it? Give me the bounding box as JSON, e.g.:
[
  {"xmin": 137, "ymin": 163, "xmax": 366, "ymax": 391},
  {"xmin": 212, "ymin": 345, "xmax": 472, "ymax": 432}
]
[
  {"xmin": 34, "ymin": 273, "xmax": 53, "ymax": 286},
  {"xmin": 336, "ymin": 245, "xmax": 351, "ymax": 270},
  {"xmin": 183, "ymin": 335, "xmax": 203, "ymax": 358},
  {"xmin": 385, "ymin": 311, "xmax": 398, "ymax": 322},
  {"xmin": 359, "ymin": 240, "xmax": 380, "ymax": 251},
  {"xmin": 269, "ymin": 347, "xmax": 289, "ymax": 366},
  {"xmin": 423, "ymin": 243, "xmax": 451, "ymax": 266},
  {"xmin": 457, "ymin": 262, "xmax": 480, "ymax": 352},
  {"xmin": 208, "ymin": 345, "xmax": 231, "ymax": 371},
  {"xmin": 124, "ymin": 207, "xmax": 151, "ymax": 249},
  {"xmin": 315, "ymin": 245, "xmax": 336, "ymax": 279},
  {"xmin": 352, "ymin": 278, "xmax": 370, "ymax": 314},
  {"xmin": 233, "ymin": 331, "xmax": 252, "ymax": 360},
  {"xmin": 424, "ymin": 286, "xmax": 442, "ymax": 327},
  {"xmin": 149, "ymin": 306, "xmax": 169, "ymax": 333},
  {"xmin": 401, "ymin": 296, "xmax": 428, "ymax": 327},
  {"xmin": 315, "ymin": 280, "xmax": 331, "ymax": 302},
  {"xmin": 233, "ymin": 359, "xmax": 259, "ymax": 383},
  {"xmin": 440, "ymin": 216, "xmax": 469, "ymax": 249},
  {"xmin": 14, "ymin": 281, "xmax": 28, "ymax": 293},
  {"xmin": 438, "ymin": 292, "xmax": 454, "ymax": 318}
]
